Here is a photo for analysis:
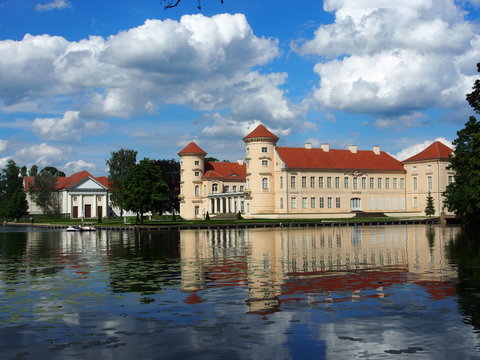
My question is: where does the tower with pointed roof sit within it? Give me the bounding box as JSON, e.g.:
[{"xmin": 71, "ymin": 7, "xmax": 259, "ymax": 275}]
[
  {"xmin": 178, "ymin": 141, "xmax": 207, "ymax": 219},
  {"xmin": 243, "ymin": 124, "xmax": 279, "ymax": 216}
]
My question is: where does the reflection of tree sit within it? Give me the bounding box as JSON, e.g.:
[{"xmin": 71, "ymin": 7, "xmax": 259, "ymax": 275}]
[
  {"xmin": 446, "ymin": 228, "xmax": 480, "ymax": 329},
  {"xmin": 426, "ymin": 225, "xmax": 435, "ymax": 249},
  {"xmin": 0, "ymin": 231, "xmax": 27, "ymax": 283},
  {"xmin": 107, "ymin": 231, "xmax": 181, "ymax": 294}
]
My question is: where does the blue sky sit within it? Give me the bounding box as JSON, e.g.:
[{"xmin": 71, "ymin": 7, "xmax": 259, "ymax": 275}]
[{"xmin": 1, "ymin": 0, "xmax": 479, "ymax": 175}]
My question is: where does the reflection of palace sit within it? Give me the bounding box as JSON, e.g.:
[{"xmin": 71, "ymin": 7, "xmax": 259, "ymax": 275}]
[{"xmin": 180, "ymin": 226, "xmax": 460, "ymax": 314}]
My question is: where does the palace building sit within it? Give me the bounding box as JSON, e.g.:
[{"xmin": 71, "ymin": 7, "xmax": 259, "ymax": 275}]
[{"xmin": 179, "ymin": 124, "xmax": 454, "ymax": 220}]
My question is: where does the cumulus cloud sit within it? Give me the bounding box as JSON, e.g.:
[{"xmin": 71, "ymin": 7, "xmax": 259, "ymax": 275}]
[
  {"xmin": 0, "ymin": 140, "xmax": 8, "ymax": 153},
  {"xmin": 63, "ymin": 160, "xmax": 96, "ymax": 175},
  {"xmin": 14, "ymin": 143, "xmax": 68, "ymax": 167},
  {"xmin": 33, "ymin": 111, "xmax": 108, "ymax": 141},
  {"xmin": 295, "ymin": 0, "xmax": 480, "ymax": 120},
  {"xmin": 394, "ymin": 138, "xmax": 453, "ymax": 161},
  {"xmin": 0, "ymin": 14, "xmax": 296, "ymax": 132},
  {"xmin": 36, "ymin": 0, "xmax": 71, "ymax": 12}
]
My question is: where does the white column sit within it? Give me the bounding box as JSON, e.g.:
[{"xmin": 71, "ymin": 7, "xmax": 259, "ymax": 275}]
[
  {"xmin": 220, "ymin": 198, "xmax": 224, "ymax": 213},
  {"xmin": 80, "ymin": 195, "xmax": 84, "ymax": 218},
  {"xmin": 93, "ymin": 194, "xmax": 98, "ymax": 217},
  {"xmin": 209, "ymin": 198, "xmax": 213, "ymax": 214}
]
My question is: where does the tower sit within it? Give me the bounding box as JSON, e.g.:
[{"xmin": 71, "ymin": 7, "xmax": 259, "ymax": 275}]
[
  {"xmin": 178, "ymin": 142, "xmax": 207, "ymax": 220},
  {"xmin": 243, "ymin": 124, "xmax": 279, "ymax": 217}
]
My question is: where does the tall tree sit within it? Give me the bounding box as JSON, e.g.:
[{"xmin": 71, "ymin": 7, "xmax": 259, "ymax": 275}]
[
  {"xmin": 27, "ymin": 172, "xmax": 59, "ymax": 215},
  {"xmin": 466, "ymin": 62, "xmax": 480, "ymax": 114},
  {"xmin": 425, "ymin": 191, "xmax": 435, "ymax": 217},
  {"xmin": 443, "ymin": 116, "xmax": 480, "ymax": 224},
  {"xmin": 28, "ymin": 165, "xmax": 38, "ymax": 177},
  {"xmin": 0, "ymin": 160, "xmax": 28, "ymax": 220},
  {"xmin": 39, "ymin": 166, "xmax": 65, "ymax": 177},
  {"xmin": 20, "ymin": 166, "xmax": 27, "ymax": 177},
  {"xmin": 121, "ymin": 159, "xmax": 168, "ymax": 224},
  {"xmin": 153, "ymin": 159, "xmax": 180, "ymax": 214},
  {"xmin": 106, "ymin": 149, "xmax": 137, "ymax": 216}
]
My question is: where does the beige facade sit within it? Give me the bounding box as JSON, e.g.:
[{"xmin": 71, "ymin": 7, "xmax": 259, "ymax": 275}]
[{"xmin": 179, "ymin": 124, "xmax": 453, "ymax": 220}]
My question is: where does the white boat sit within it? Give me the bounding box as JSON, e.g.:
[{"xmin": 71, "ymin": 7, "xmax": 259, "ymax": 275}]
[{"xmin": 66, "ymin": 226, "xmax": 77, "ymax": 232}]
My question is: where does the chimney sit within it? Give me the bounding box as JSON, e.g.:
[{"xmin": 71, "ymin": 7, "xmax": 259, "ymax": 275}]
[
  {"xmin": 348, "ymin": 145, "xmax": 358, "ymax": 154},
  {"xmin": 321, "ymin": 143, "xmax": 329, "ymax": 152},
  {"xmin": 373, "ymin": 146, "xmax": 380, "ymax": 155},
  {"xmin": 237, "ymin": 159, "xmax": 244, "ymax": 165},
  {"xmin": 305, "ymin": 142, "xmax": 312, "ymax": 149}
]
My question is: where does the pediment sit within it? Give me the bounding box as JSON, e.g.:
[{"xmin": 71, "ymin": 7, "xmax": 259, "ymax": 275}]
[{"xmin": 72, "ymin": 177, "xmax": 107, "ymax": 191}]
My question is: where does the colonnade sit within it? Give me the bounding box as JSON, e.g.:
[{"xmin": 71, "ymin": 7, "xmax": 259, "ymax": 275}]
[{"xmin": 208, "ymin": 196, "xmax": 245, "ymax": 215}]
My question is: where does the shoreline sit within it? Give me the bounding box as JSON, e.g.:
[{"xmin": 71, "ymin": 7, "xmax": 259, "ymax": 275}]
[{"xmin": 2, "ymin": 217, "xmax": 442, "ymax": 231}]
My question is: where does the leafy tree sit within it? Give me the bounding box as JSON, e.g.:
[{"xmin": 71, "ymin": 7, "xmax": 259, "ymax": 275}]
[
  {"xmin": 425, "ymin": 191, "xmax": 435, "ymax": 217},
  {"xmin": 39, "ymin": 166, "xmax": 65, "ymax": 177},
  {"xmin": 205, "ymin": 157, "xmax": 219, "ymax": 162},
  {"xmin": 20, "ymin": 166, "xmax": 27, "ymax": 177},
  {"xmin": 0, "ymin": 160, "xmax": 28, "ymax": 220},
  {"xmin": 27, "ymin": 172, "xmax": 59, "ymax": 214},
  {"xmin": 28, "ymin": 165, "xmax": 38, "ymax": 177},
  {"xmin": 153, "ymin": 159, "xmax": 180, "ymax": 214},
  {"xmin": 120, "ymin": 159, "xmax": 168, "ymax": 224},
  {"xmin": 443, "ymin": 116, "xmax": 480, "ymax": 224},
  {"xmin": 161, "ymin": 0, "xmax": 224, "ymax": 10},
  {"xmin": 466, "ymin": 62, "xmax": 480, "ymax": 114},
  {"xmin": 106, "ymin": 148, "xmax": 137, "ymax": 216}
]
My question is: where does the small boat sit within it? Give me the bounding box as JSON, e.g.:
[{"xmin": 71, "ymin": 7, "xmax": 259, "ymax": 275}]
[
  {"xmin": 80, "ymin": 225, "xmax": 96, "ymax": 232},
  {"xmin": 66, "ymin": 226, "xmax": 77, "ymax": 232}
]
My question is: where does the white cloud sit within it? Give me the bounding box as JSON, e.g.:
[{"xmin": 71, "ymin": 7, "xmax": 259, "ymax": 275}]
[
  {"xmin": 14, "ymin": 143, "xmax": 68, "ymax": 167},
  {"xmin": 374, "ymin": 112, "xmax": 430, "ymax": 129},
  {"xmin": 394, "ymin": 137, "xmax": 453, "ymax": 161},
  {"xmin": 0, "ymin": 156, "xmax": 10, "ymax": 169},
  {"xmin": 36, "ymin": 0, "xmax": 72, "ymax": 12},
  {"xmin": 63, "ymin": 160, "xmax": 96, "ymax": 175},
  {"xmin": 33, "ymin": 111, "xmax": 108, "ymax": 141},
  {"xmin": 0, "ymin": 140, "xmax": 8, "ymax": 153},
  {"xmin": 296, "ymin": 0, "xmax": 480, "ymax": 119}
]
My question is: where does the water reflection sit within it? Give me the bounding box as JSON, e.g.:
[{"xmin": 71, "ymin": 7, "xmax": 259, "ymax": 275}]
[
  {"xmin": 1, "ymin": 224, "xmax": 479, "ymax": 359},
  {"xmin": 180, "ymin": 225, "xmax": 460, "ymax": 314}
]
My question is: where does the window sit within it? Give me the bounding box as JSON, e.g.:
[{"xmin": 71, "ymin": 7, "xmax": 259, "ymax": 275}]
[
  {"xmin": 413, "ymin": 177, "xmax": 417, "ymax": 191},
  {"xmin": 262, "ymin": 178, "xmax": 269, "ymax": 189},
  {"xmin": 302, "ymin": 176, "xmax": 307, "ymax": 188},
  {"xmin": 335, "ymin": 177, "xmax": 340, "ymax": 188},
  {"xmin": 311, "ymin": 197, "xmax": 316, "ymax": 208},
  {"xmin": 195, "ymin": 171, "xmax": 200, "ymax": 176},
  {"xmin": 427, "ymin": 164, "xmax": 432, "ymax": 171},
  {"xmin": 195, "ymin": 206, "xmax": 199, "ymax": 216},
  {"xmin": 233, "ymin": 186, "xmax": 237, "ymax": 192},
  {"xmin": 362, "ymin": 177, "xmax": 366, "ymax": 189},
  {"xmin": 224, "ymin": 185, "xmax": 229, "ymax": 192},
  {"xmin": 385, "ymin": 178, "xmax": 390, "ymax": 189},
  {"xmin": 327, "ymin": 197, "xmax": 332, "ymax": 208},
  {"xmin": 427, "ymin": 176, "xmax": 432, "ymax": 190},
  {"xmin": 195, "ymin": 185, "xmax": 200, "ymax": 197},
  {"xmin": 336, "ymin": 197, "xmax": 341, "ymax": 208},
  {"xmin": 302, "ymin": 197, "xmax": 307, "ymax": 209},
  {"xmin": 413, "ymin": 197, "xmax": 418, "ymax": 208},
  {"xmin": 240, "ymin": 186, "xmax": 244, "ymax": 192},
  {"xmin": 261, "ymin": 147, "xmax": 268, "ymax": 153},
  {"xmin": 310, "ymin": 176, "xmax": 315, "ymax": 188},
  {"xmin": 319, "ymin": 197, "xmax": 325, "ymax": 208},
  {"xmin": 204, "ymin": 185, "xmax": 206, "ymax": 194},
  {"xmin": 262, "ymin": 160, "xmax": 268, "ymax": 166},
  {"xmin": 291, "ymin": 176, "xmax": 296, "ymax": 188},
  {"xmin": 353, "ymin": 177, "xmax": 358, "ymax": 189},
  {"xmin": 393, "ymin": 178, "xmax": 397, "ymax": 189},
  {"xmin": 194, "ymin": 160, "xmax": 199, "ymax": 165},
  {"xmin": 377, "ymin": 178, "xmax": 382, "ymax": 189},
  {"xmin": 327, "ymin": 177, "xmax": 332, "ymax": 188},
  {"xmin": 212, "ymin": 183, "xmax": 218, "ymax": 193},
  {"xmin": 400, "ymin": 178, "xmax": 405, "ymax": 190},
  {"xmin": 280, "ymin": 197, "xmax": 284, "ymax": 209},
  {"xmin": 370, "ymin": 177, "xmax": 374, "ymax": 189},
  {"xmin": 246, "ymin": 147, "xmax": 249, "ymax": 154},
  {"xmin": 280, "ymin": 176, "xmax": 283, "ymax": 189},
  {"xmin": 344, "ymin": 177, "xmax": 349, "ymax": 189},
  {"xmin": 448, "ymin": 176, "xmax": 454, "ymax": 185},
  {"xmin": 319, "ymin": 177, "xmax": 324, "ymax": 188},
  {"xmin": 291, "ymin": 197, "xmax": 297, "ymax": 209}
]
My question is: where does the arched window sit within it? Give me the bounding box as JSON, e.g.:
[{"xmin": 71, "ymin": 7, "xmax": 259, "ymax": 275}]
[
  {"xmin": 195, "ymin": 185, "xmax": 200, "ymax": 197},
  {"xmin": 212, "ymin": 183, "xmax": 218, "ymax": 193},
  {"xmin": 262, "ymin": 177, "xmax": 268, "ymax": 189}
]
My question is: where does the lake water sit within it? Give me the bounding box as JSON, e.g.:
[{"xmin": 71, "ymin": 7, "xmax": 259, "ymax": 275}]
[{"xmin": 0, "ymin": 224, "xmax": 479, "ymax": 359}]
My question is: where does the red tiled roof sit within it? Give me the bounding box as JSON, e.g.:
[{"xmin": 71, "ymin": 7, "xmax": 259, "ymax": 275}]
[
  {"xmin": 276, "ymin": 147, "xmax": 405, "ymax": 171},
  {"xmin": 178, "ymin": 141, "xmax": 207, "ymax": 155},
  {"xmin": 243, "ymin": 124, "xmax": 279, "ymax": 141},
  {"xmin": 402, "ymin": 141, "xmax": 453, "ymax": 162},
  {"xmin": 202, "ymin": 162, "xmax": 246, "ymax": 181},
  {"xmin": 24, "ymin": 171, "xmax": 110, "ymax": 191}
]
